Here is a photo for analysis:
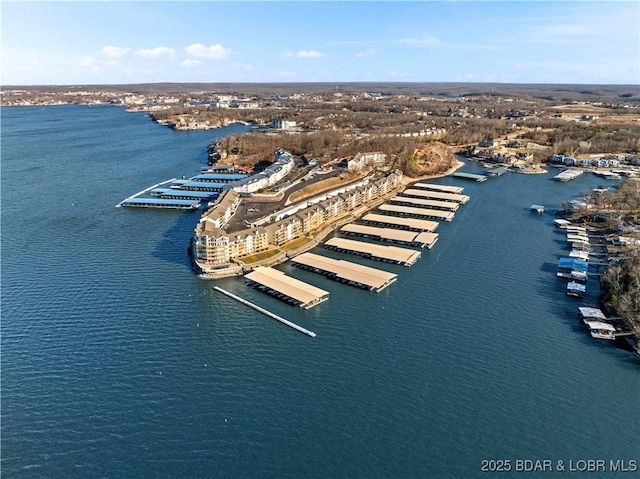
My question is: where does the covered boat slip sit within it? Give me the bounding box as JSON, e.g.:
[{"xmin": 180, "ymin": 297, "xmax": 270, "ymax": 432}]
[
  {"xmin": 361, "ymin": 213, "xmax": 439, "ymax": 232},
  {"xmin": 401, "ymin": 188, "xmax": 470, "ymax": 204},
  {"xmin": 413, "ymin": 182, "xmax": 464, "ymax": 194},
  {"xmin": 118, "ymin": 197, "xmax": 201, "ymax": 209},
  {"xmin": 584, "ymin": 320, "xmax": 616, "ymax": 340},
  {"xmin": 557, "ymin": 257, "xmax": 588, "ymax": 281},
  {"xmin": 291, "ymin": 252, "xmax": 397, "ymax": 292},
  {"xmin": 245, "ymin": 266, "xmax": 329, "ymax": 309},
  {"xmin": 578, "ymin": 307, "xmax": 607, "ymax": 322},
  {"xmin": 388, "ymin": 195, "xmax": 459, "ymax": 211},
  {"xmin": 340, "ymin": 223, "xmax": 438, "ymax": 249},
  {"xmin": 378, "ymin": 203, "xmax": 454, "ymax": 221},
  {"xmin": 324, "ymin": 237, "xmax": 421, "ymax": 266}
]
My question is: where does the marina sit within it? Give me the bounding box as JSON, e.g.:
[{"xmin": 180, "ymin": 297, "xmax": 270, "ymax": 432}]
[
  {"xmin": 340, "ymin": 223, "xmax": 439, "ymax": 248},
  {"xmin": 388, "ymin": 195, "xmax": 459, "ymax": 211},
  {"xmin": 291, "ymin": 252, "xmax": 397, "ymax": 292},
  {"xmin": 213, "ymin": 286, "xmax": 316, "ymax": 337},
  {"xmin": 452, "ymin": 171, "xmax": 487, "ymax": 182},
  {"xmin": 360, "ymin": 213, "xmax": 439, "ymax": 232},
  {"xmin": 324, "ymin": 237, "xmax": 421, "ymax": 266},
  {"xmin": 412, "ymin": 182, "xmax": 465, "ymax": 194},
  {"xmin": 244, "ymin": 266, "xmax": 330, "ymax": 309},
  {"xmin": 378, "ymin": 203, "xmax": 454, "ymax": 221},
  {"xmin": 401, "ymin": 188, "xmax": 470, "ymax": 204}
]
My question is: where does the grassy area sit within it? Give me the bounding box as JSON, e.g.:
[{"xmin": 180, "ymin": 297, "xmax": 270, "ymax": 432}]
[
  {"xmin": 280, "ymin": 236, "xmax": 314, "ymax": 251},
  {"xmin": 240, "ymin": 249, "xmax": 283, "ymax": 263}
]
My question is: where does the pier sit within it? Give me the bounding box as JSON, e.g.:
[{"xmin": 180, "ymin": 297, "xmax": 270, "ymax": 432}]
[
  {"xmin": 213, "ymin": 286, "xmax": 316, "ymax": 337},
  {"xmin": 324, "ymin": 237, "xmax": 421, "ymax": 266},
  {"xmin": 361, "ymin": 213, "xmax": 439, "ymax": 232},
  {"xmin": 245, "ymin": 266, "xmax": 329, "ymax": 309},
  {"xmin": 452, "ymin": 172, "xmax": 487, "ymax": 182},
  {"xmin": 401, "ymin": 188, "xmax": 469, "ymax": 204},
  {"xmin": 388, "ymin": 195, "xmax": 459, "ymax": 211},
  {"xmin": 378, "ymin": 203, "xmax": 455, "ymax": 221},
  {"xmin": 340, "ymin": 223, "xmax": 438, "ymax": 248},
  {"xmin": 291, "ymin": 252, "xmax": 397, "ymax": 292}
]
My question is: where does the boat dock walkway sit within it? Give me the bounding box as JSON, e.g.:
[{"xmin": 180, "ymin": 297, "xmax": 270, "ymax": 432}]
[
  {"xmin": 413, "ymin": 183, "xmax": 464, "ymax": 194},
  {"xmin": 378, "ymin": 203, "xmax": 455, "ymax": 221},
  {"xmin": 401, "ymin": 188, "xmax": 470, "ymax": 204},
  {"xmin": 340, "ymin": 223, "xmax": 438, "ymax": 248},
  {"xmin": 361, "ymin": 213, "xmax": 439, "ymax": 232},
  {"xmin": 388, "ymin": 195, "xmax": 459, "ymax": 211},
  {"xmin": 324, "ymin": 237, "xmax": 421, "ymax": 266},
  {"xmin": 291, "ymin": 252, "xmax": 397, "ymax": 292},
  {"xmin": 245, "ymin": 266, "xmax": 329, "ymax": 309},
  {"xmin": 213, "ymin": 286, "xmax": 316, "ymax": 337}
]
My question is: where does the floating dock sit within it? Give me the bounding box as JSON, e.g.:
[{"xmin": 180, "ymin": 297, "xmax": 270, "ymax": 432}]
[
  {"xmin": 324, "ymin": 237, "xmax": 421, "ymax": 266},
  {"xmin": 412, "ymin": 183, "xmax": 464, "ymax": 194},
  {"xmin": 378, "ymin": 203, "xmax": 454, "ymax": 221},
  {"xmin": 291, "ymin": 252, "xmax": 397, "ymax": 292},
  {"xmin": 213, "ymin": 286, "xmax": 316, "ymax": 337},
  {"xmin": 118, "ymin": 197, "xmax": 201, "ymax": 209},
  {"xmin": 361, "ymin": 213, "xmax": 439, "ymax": 232},
  {"xmin": 340, "ymin": 223, "xmax": 438, "ymax": 248},
  {"xmin": 388, "ymin": 195, "xmax": 459, "ymax": 211},
  {"xmin": 245, "ymin": 266, "xmax": 329, "ymax": 309},
  {"xmin": 553, "ymin": 168, "xmax": 583, "ymax": 182},
  {"xmin": 401, "ymin": 188, "xmax": 469, "ymax": 204},
  {"xmin": 452, "ymin": 172, "xmax": 487, "ymax": 182}
]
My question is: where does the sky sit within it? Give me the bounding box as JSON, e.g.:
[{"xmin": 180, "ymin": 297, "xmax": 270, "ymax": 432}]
[{"xmin": 2, "ymin": 1, "xmax": 639, "ymax": 86}]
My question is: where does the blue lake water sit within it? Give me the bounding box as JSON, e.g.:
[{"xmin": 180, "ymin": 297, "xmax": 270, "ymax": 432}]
[{"xmin": 2, "ymin": 105, "xmax": 638, "ymax": 478}]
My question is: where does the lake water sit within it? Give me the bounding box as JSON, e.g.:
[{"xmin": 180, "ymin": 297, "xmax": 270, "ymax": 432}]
[{"xmin": 2, "ymin": 105, "xmax": 638, "ymax": 478}]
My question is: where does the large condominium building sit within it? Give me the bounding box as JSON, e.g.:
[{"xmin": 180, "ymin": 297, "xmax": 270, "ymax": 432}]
[{"xmin": 191, "ymin": 170, "xmax": 403, "ymax": 272}]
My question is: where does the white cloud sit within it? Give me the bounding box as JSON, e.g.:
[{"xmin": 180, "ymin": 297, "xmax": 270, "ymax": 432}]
[
  {"xmin": 298, "ymin": 50, "xmax": 326, "ymax": 58},
  {"xmin": 232, "ymin": 63, "xmax": 254, "ymax": 71},
  {"xmin": 185, "ymin": 43, "xmax": 232, "ymax": 59},
  {"xmin": 134, "ymin": 47, "xmax": 176, "ymax": 59},
  {"xmin": 80, "ymin": 55, "xmax": 117, "ymax": 72},
  {"xmin": 181, "ymin": 59, "xmax": 202, "ymax": 67},
  {"xmin": 278, "ymin": 71, "xmax": 298, "ymax": 78},
  {"xmin": 355, "ymin": 49, "xmax": 378, "ymax": 58},
  {"xmin": 101, "ymin": 46, "xmax": 130, "ymax": 58},
  {"xmin": 281, "ymin": 51, "xmax": 294, "ymax": 58}
]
